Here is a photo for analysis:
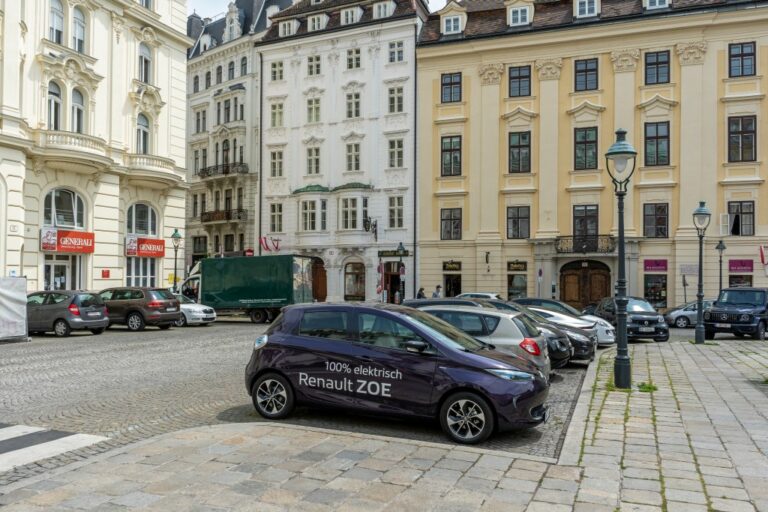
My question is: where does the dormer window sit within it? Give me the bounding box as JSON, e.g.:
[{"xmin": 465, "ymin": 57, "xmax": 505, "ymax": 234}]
[
  {"xmin": 576, "ymin": 0, "xmax": 597, "ymax": 17},
  {"xmin": 279, "ymin": 21, "xmax": 295, "ymax": 37},
  {"xmin": 509, "ymin": 6, "xmax": 530, "ymax": 26},
  {"xmin": 341, "ymin": 7, "xmax": 360, "ymax": 25},
  {"xmin": 443, "ymin": 16, "xmax": 461, "ymax": 34},
  {"xmin": 646, "ymin": 0, "xmax": 668, "ymax": 8},
  {"xmin": 373, "ymin": 1, "xmax": 393, "ymax": 19},
  {"xmin": 308, "ymin": 15, "xmax": 326, "ymax": 32}
]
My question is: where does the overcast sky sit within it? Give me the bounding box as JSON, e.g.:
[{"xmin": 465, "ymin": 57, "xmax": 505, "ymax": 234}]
[{"xmin": 187, "ymin": 0, "xmax": 447, "ymax": 18}]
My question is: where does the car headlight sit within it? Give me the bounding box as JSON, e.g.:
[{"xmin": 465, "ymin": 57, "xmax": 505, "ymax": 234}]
[
  {"xmin": 740, "ymin": 314, "xmax": 750, "ymax": 322},
  {"xmin": 254, "ymin": 334, "xmax": 268, "ymax": 351},
  {"xmin": 569, "ymin": 332, "xmax": 589, "ymax": 342},
  {"xmin": 486, "ymin": 368, "xmax": 534, "ymax": 381}
]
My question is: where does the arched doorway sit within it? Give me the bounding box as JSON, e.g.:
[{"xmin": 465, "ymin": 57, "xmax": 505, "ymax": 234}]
[
  {"xmin": 560, "ymin": 260, "xmax": 611, "ymax": 310},
  {"xmin": 311, "ymin": 258, "xmax": 327, "ymax": 302}
]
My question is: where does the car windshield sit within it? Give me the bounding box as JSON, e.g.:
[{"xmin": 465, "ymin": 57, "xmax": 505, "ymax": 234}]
[
  {"xmin": 717, "ymin": 290, "xmax": 766, "ymax": 307},
  {"xmin": 402, "ymin": 309, "xmax": 486, "ymax": 352},
  {"xmin": 174, "ymin": 294, "xmax": 195, "ymax": 304},
  {"xmin": 513, "ymin": 314, "xmax": 541, "ymax": 337},
  {"xmin": 627, "ymin": 298, "xmax": 655, "ymax": 312},
  {"xmin": 149, "ymin": 290, "xmax": 175, "ymax": 300},
  {"xmin": 557, "ymin": 302, "xmax": 583, "ymax": 316},
  {"xmin": 511, "ymin": 303, "xmax": 549, "ymax": 323}
]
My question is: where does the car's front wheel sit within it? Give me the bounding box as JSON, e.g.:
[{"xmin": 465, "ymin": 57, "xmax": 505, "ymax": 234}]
[
  {"xmin": 752, "ymin": 322, "xmax": 766, "ymax": 341},
  {"xmin": 440, "ymin": 392, "xmax": 494, "ymax": 444},
  {"xmin": 126, "ymin": 312, "xmax": 145, "ymax": 332},
  {"xmin": 674, "ymin": 317, "xmax": 689, "ymax": 328},
  {"xmin": 53, "ymin": 319, "xmax": 71, "ymax": 337},
  {"xmin": 252, "ymin": 373, "xmax": 294, "ymax": 419},
  {"xmin": 174, "ymin": 314, "xmax": 187, "ymax": 328}
]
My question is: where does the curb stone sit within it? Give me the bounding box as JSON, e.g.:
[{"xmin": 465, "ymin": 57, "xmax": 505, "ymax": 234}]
[{"xmin": 558, "ymin": 349, "xmax": 604, "ymax": 466}]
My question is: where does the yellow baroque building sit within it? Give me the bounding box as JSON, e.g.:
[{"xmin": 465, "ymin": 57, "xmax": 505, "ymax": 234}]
[{"xmin": 416, "ymin": 0, "xmax": 768, "ymax": 310}]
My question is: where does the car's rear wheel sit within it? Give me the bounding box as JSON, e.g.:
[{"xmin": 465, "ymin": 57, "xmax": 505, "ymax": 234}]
[
  {"xmin": 89, "ymin": 327, "xmax": 105, "ymax": 335},
  {"xmin": 752, "ymin": 322, "xmax": 766, "ymax": 341},
  {"xmin": 252, "ymin": 373, "xmax": 294, "ymax": 419},
  {"xmin": 53, "ymin": 319, "xmax": 71, "ymax": 337},
  {"xmin": 674, "ymin": 317, "xmax": 689, "ymax": 328},
  {"xmin": 126, "ymin": 312, "xmax": 145, "ymax": 332},
  {"xmin": 440, "ymin": 392, "xmax": 494, "ymax": 444},
  {"xmin": 174, "ymin": 314, "xmax": 187, "ymax": 327}
]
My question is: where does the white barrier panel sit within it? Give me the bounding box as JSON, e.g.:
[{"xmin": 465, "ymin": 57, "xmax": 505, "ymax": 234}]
[{"xmin": 0, "ymin": 277, "xmax": 27, "ymax": 340}]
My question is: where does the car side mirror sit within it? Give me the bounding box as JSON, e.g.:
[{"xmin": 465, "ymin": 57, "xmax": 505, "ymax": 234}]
[{"xmin": 405, "ymin": 340, "xmax": 429, "ymax": 354}]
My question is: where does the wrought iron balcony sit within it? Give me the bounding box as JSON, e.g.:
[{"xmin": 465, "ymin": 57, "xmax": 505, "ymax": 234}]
[
  {"xmin": 196, "ymin": 163, "xmax": 249, "ymax": 179},
  {"xmin": 555, "ymin": 235, "xmax": 616, "ymax": 254},
  {"xmin": 200, "ymin": 209, "xmax": 248, "ymax": 223}
]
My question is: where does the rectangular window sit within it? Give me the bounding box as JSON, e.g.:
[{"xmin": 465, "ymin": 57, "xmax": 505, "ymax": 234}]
[
  {"xmin": 729, "ymin": 275, "xmax": 753, "ymax": 287},
  {"xmin": 728, "ymin": 201, "xmax": 754, "ymax": 236},
  {"xmin": 308, "ymin": 55, "xmax": 321, "ymax": 76},
  {"xmin": 342, "ymin": 8, "xmax": 358, "ymax": 25},
  {"xmin": 271, "ymin": 61, "xmax": 284, "ymax": 81},
  {"xmin": 346, "ymin": 48, "xmax": 361, "ymax": 69},
  {"xmin": 441, "ymin": 136, "xmax": 461, "ymax": 177},
  {"xmin": 200, "ymin": 193, "xmax": 206, "ymax": 213},
  {"xmin": 388, "ymin": 139, "xmax": 404, "ymax": 168},
  {"xmin": 193, "ymin": 150, "xmax": 199, "ymax": 172},
  {"xmin": 307, "ymin": 98, "xmax": 321, "ymax": 123},
  {"xmin": 389, "ymin": 196, "xmax": 404, "ymax": 228},
  {"xmin": 201, "ymin": 110, "xmax": 206, "ymax": 130},
  {"xmin": 341, "ymin": 198, "xmax": 358, "ymax": 230},
  {"xmin": 575, "ymin": 58, "xmax": 598, "ymax": 91},
  {"xmin": 320, "ymin": 199, "xmax": 327, "ymax": 230},
  {"xmin": 216, "ymin": 102, "xmax": 221, "ymax": 124},
  {"xmin": 729, "ymin": 42, "xmax": 756, "ymax": 78},
  {"xmin": 224, "ymin": 189, "xmax": 232, "ymax": 211},
  {"xmin": 307, "ymin": 147, "xmax": 320, "ymax": 175},
  {"xmin": 508, "ymin": 274, "xmax": 527, "ymax": 300},
  {"xmin": 574, "ymin": 127, "xmax": 598, "ymax": 170},
  {"xmin": 443, "ymin": 16, "xmax": 460, "ymax": 34},
  {"xmin": 509, "ymin": 6, "xmax": 529, "ymax": 25},
  {"xmin": 647, "ymin": 0, "xmax": 668, "ymax": 8},
  {"xmin": 279, "ymin": 21, "xmax": 294, "ymax": 37},
  {"xmin": 224, "ymin": 100, "xmax": 231, "ymax": 123},
  {"xmin": 440, "ymin": 208, "xmax": 462, "ymax": 240},
  {"xmin": 224, "ymin": 234, "xmax": 235, "ymax": 252},
  {"xmin": 301, "ymin": 201, "xmax": 316, "ymax": 231},
  {"xmin": 308, "ymin": 15, "xmax": 324, "ymax": 32},
  {"xmin": 644, "ymin": 122, "xmax": 670, "ymax": 166},
  {"xmin": 270, "ymin": 204, "xmax": 283, "ymax": 232},
  {"xmin": 508, "ymin": 131, "xmax": 531, "ymax": 173},
  {"xmin": 441, "ymin": 73, "xmax": 462, "ymax": 103},
  {"xmin": 506, "ymin": 206, "xmax": 530, "ymax": 239},
  {"xmin": 192, "ymin": 194, "xmax": 198, "ymax": 218},
  {"xmin": 195, "ymin": 112, "xmax": 201, "ymax": 133},
  {"xmin": 201, "ymin": 149, "xmax": 207, "ymax": 168},
  {"xmin": 270, "ymin": 103, "xmax": 284, "ymax": 128},
  {"xmin": 509, "ymin": 65, "xmax": 531, "ymax": 97},
  {"xmin": 644, "ymin": 275, "xmax": 667, "ymax": 309},
  {"xmin": 728, "ymin": 116, "xmax": 756, "ymax": 162},
  {"xmin": 346, "ymin": 92, "xmax": 360, "ymax": 119},
  {"xmin": 388, "ymin": 87, "xmax": 404, "ymax": 113},
  {"xmin": 374, "ymin": 2, "xmax": 391, "ymax": 19},
  {"xmin": 645, "ymin": 51, "xmax": 670, "ymax": 85},
  {"xmin": 239, "ymin": 233, "xmax": 245, "ymax": 251},
  {"xmin": 643, "ymin": 203, "xmax": 668, "ymax": 238},
  {"xmin": 192, "ymin": 236, "xmax": 207, "ymax": 254},
  {"xmin": 577, "ymin": 0, "xmax": 596, "ymax": 16},
  {"xmin": 237, "ymin": 187, "xmax": 243, "ymax": 210},
  {"xmin": 270, "ymin": 151, "xmax": 283, "ymax": 177},
  {"xmin": 126, "ymin": 257, "xmax": 156, "ymax": 287},
  {"xmin": 346, "ymin": 143, "xmax": 360, "ymax": 172},
  {"xmin": 388, "ymin": 41, "xmax": 404, "ymax": 63}
]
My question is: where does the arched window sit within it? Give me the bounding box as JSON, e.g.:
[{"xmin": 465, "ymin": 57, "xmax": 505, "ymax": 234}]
[
  {"xmin": 136, "ymin": 114, "xmax": 150, "ymax": 154},
  {"xmin": 222, "ymin": 139, "xmax": 230, "ymax": 164},
  {"xmin": 44, "ymin": 189, "xmax": 85, "ymax": 229},
  {"xmin": 216, "ymin": 66, "xmax": 222, "ymax": 84},
  {"xmin": 49, "ymin": 0, "xmax": 64, "ymax": 44},
  {"xmin": 72, "ymin": 7, "xmax": 86, "ymax": 53},
  {"xmin": 71, "ymin": 88, "xmax": 84, "ymax": 133},
  {"xmin": 139, "ymin": 43, "xmax": 152, "ymax": 83},
  {"xmin": 241, "ymin": 56, "xmax": 247, "ymax": 75},
  {"xmin": 193, "ymin": 75, "xmax": 200, "ymax": 93},
  {"xmin": 127, "ymin": 203, "xmax": 158, "ymax": 236},
  {"xmin": 205, "ymin": 71, "xmax": 211, "ymax": 88},
  {"xmin": 47, "ymin": 82, "xmax": 62, "ymax": 130},
  {"xmin": 228, "ymin": 61, "xmax": 235, "ymax": 80}
]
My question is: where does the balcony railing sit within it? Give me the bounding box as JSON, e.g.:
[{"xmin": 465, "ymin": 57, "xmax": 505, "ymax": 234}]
[
  {"xmin": 200, "ymin": 209, "xmax": 248, "ymax": 223},
  {"xmin": 197, "ymin": 163, "xmax": 249, "ymax": 179},
  {"xmin": 35, "ymin": 130, "xmax": 107, "ymax": 155},
  {"xmin": 126, "ymin": 153, "xmax": 176, "ymax": 172},
  {"xmin": 555, "ymin": 235, "xmax": 616, "ymax": 254}
]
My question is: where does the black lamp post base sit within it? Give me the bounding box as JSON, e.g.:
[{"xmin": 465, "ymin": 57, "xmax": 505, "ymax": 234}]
[{"xmin": 614, "ymin": 356, "xmax": 632, "ymax": 389}]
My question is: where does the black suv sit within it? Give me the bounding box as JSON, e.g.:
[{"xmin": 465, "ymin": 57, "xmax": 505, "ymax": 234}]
[
  {"xmin": 703, "ymin": 287, "xmax": 768, "ymax": 340},
  {"xmin": 593, "ymin": 296, "xmax": 669, "ymax": 342}
]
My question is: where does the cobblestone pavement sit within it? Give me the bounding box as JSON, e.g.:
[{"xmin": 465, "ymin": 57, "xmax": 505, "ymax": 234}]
[
  {"xmin": 0, "ymin": 320, "xmax": 585, "ymax": 487},
  {"xmin": 0, "ymin": 334, "xmax": 765, "ymax": 511}
]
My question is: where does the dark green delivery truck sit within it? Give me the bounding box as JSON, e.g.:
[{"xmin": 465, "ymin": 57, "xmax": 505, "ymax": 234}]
[{"xmin": 180, "ymin": 255, "xmax": 314, "ymax": 323}]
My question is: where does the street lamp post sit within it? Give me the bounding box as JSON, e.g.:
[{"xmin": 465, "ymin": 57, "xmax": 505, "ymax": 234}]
[
  {"xmin": 715, "ymin": 240, "xmax": 727, "ymax": 293},
  {"xmin": 171, "ymin": 228, "xmax": 182, "ymax": 293},
  {"xmin": 605, "ymin": 129, "xmax": 637, "ymax": 390},
  {"xmin": 693, "ymin": 202, "xmax": 712, "ymax": 344}
]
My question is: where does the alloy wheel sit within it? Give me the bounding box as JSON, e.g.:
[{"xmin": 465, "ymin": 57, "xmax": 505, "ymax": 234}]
[
  {"xmin": 54, "ymin": 320, "xmax": 69, "ymax": 337},
  {"xmin": 256, "ymin": 379, "xmax": 287, "ymax": 415},
  {"xmin": 675, "ymin": 317, "xmax": 689, "ymax": 328},
  {"xmin": 127, "ymin": 314, "xmax": 142, "ymax": 331},
  {"xmin": 446, "ymin": 399, "xmax": 486, "ymax": 441}
]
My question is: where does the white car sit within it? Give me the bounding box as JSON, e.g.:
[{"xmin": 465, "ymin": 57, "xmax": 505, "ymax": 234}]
[
  {"xmin": 173, "ymin": 294, "xmax": 216, "ymax": 327},
  {"xmin": 456, "ymin": 292, "xmax": 503, "ymax": 300},
  {"xmin": 529, "ymin": 307, "xmax": 615, "ymax": 346}
]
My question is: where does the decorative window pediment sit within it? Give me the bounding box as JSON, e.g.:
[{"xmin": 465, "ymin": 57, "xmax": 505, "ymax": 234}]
[
  {"xmin": 502, "ymin": 107, "xmax": 539, "ymax": 128},
  {"xmin": 341, "ymin": 80, "xmax": 365, "ymax": 92},
  {"xmin": 131, "ymin": 26, "xmax": 160, "ymax": 48},
  {"xmin": 37, "ymin": 52, "xmax": 103, "ymax": 96},
  {"xmin": 303, "ymin": 86, "xmax": 325, "ymax": 97},
  {"xmin": 437, "ymin": 1, "xmax": 467, "ymax": 35},
  {"xmin": 342, "ymin": 131, "xmax": 366, "ymax": 142},
  {"xmin": 566, "ymin": 100, "xmax": 605, "ymax": 123},
  {"xmin": 637, "ymin": 94, "xmax": 678, "ymax": 116},
  {"xmin": 302, "ymin": 136, "xmax": 325, "ymax": 145},
  {"xmin": 505, "ymin": 0, "xmax": 534, "ymax": 26},
  {"xmin": 129, "ymin": 83, "xmax": 165, "ymax": 118}
]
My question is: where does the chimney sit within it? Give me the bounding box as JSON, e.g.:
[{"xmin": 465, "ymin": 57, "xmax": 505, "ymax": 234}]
[{"xmin": 187, "ymin": 13, "xmax": 204, "ymax": 39}]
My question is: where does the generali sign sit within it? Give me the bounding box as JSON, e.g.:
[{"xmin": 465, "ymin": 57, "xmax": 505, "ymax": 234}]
[
  {"xmin": 125, "ymin": 235, "xmax": 165, "ymax": 258},
  {"xmin": 40, "ymin": 228, "xmax": 95, "ymax": 254}
]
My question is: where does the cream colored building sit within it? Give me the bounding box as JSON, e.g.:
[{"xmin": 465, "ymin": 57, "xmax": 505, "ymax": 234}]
[
  {"xmin": 417, "ymin": 0, "xmax": 768, "ymax": 309},
  {"xmin": 0, "ymin": 0, "xmax": 190, "ymax": 291}
]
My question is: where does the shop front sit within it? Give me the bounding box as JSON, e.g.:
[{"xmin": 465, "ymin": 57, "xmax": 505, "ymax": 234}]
[
  {"xmin": 40, "ymin": 228, "xmax": 94, "ymax": 290},
  {"xmin": 728, "ymin": 259, "xmax": 754, "ymax": 287},
  {"xmin": 442, "ymin": 260, "xmax": 462, "ymax": 297},
  {"xmin": 643, "ymin": 259, "xmax": 668, "ymax": 310},
  {"xmin": 507, "ymin": 260, "xmax": 528, "ymax": 300},
  {"xmin": 377, "ymin": 249, "xmax": 409, "ymax": 303},
  {"xmin": 125, "ymin": 204, "xmax": 164, "ymax": 287}
]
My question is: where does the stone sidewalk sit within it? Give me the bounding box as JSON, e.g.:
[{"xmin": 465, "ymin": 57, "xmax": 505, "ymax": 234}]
[{"xmin": 0, "ymin": 339, "xmax": 766, "ymax": 511}]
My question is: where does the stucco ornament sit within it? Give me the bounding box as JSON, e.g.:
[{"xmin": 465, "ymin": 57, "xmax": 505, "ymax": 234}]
[
  {"xmin": 37, "ymin": 53, "xmax": 103, "ymax": 96},
  {"xmin": 478, "ymin": 63, "xmax": 504, "ymax": 86},
  {"xmin": 111, "ymin": 12, "xmax": 123, "ymax": 43},
  {"xmin": 535, "ymin": 58, "xmax": 563, "ymax": 80},
  {"xmin": 132, "ymin": 26, "xmax": 160, "ymax": 48},
  {"xmin": 610, "ymin": 49, "xmax": 640, "ymax": 72},
  {"xmin": 676, "ymin": 41, "xmax": 707, "ymax": 65},
  {"xmin": 130, "ymin": 84, "xmax": 165, "ymax": 118}
]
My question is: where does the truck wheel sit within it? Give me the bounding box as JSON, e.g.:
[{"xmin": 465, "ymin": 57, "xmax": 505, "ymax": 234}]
[{"xmin": 250, "ymin": 309, "xmax": 266, "ymax": 324}]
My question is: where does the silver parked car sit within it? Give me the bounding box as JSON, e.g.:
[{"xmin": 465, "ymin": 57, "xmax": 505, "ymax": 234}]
[
  {"xmin": 27, "ymin": 291, "xmax": 109, "ymax": 337},
  {"xmin": 421, "ymin": 306, "xmax": 551, "ymax": 378},
  {"xmin": 528, "ymin": 307, "xmax": 614, "ymax": 346},
  {"xmin": 456, "ymin": 292, "xmax": 503, "ymax": 300},
  {"xmin": 664, "ymin": 300, "xmax": 714, "ymax": 328},
  {"xmin": 173, "ymin": 294, "xmax": 217, "ymax": 327}
]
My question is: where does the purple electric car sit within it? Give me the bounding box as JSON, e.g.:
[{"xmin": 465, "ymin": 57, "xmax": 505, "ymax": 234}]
[{"xmin": 245, "ymin": 303, "xmax": 549, "ymax": 444}]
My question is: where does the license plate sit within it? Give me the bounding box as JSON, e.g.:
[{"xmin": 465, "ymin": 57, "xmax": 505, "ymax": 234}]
[
  {"xmin": 87, "ymin": 312, "xmax": 101, "ymax": 317},
  {"xmin": 715, "ymin": 323, "xmax": 730, "ymax": 328},
  {"xmin": 639, "ymin": 327, "xmax": 654, "ymax": 333},
  {"xmin": 167, "ymin": 307, "xmax": 177, "ymax": 312}
]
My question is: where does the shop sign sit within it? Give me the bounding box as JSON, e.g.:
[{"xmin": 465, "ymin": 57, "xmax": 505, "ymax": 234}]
[
  {"xmin": 125, "ymin": 235, "xmax": 165, "ymax": 258},
  {"xmin": 378, "ymin": 250, "xmax": 410, "ymax": 258},
  {"xmin": 101, "ymin": 269, "xmax": 110, "ymax": 279},
  {"xmin": 507, "ymin": 261, "xmax": 527, "ymax": 272},
  {"xmin": 644, "ymin": 259, "xmax": 668, "ymax": 272},
  {"xmin": 679, "ymin": 264, "xmax": 698, "ymax": 275},
  {"xmin": 729, "ymin": 259, "xmax": 753, "ymax": 273},
  {"xmin": 40, "ymin": 228, "xmax": 95, "ymax": 254},
  {"xmin": 245, "ymin": 248, "xmax": 255, "ymax": 257},
  {"xmin": 443, "ymin": 261, "xmax": 462, "ymax": 271}
]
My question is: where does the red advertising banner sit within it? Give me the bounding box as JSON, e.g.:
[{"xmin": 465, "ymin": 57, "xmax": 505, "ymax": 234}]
[
  {"xmin": 729, "ymin": 259, "xmax": 753, "ymax": 273},
  {"xmin": 125, "ymin": 236, "xmax": 165, "ymax": 258},
  {"xmin": 40, "ymin": 228, "xmax": 95, "ymax": 254},
  {"xmin": 643, "ymin": 259, "xmax": 668, "ymax": 272}
]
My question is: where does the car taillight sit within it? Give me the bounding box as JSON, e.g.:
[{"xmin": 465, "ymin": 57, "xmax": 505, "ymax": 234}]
[
  {"xmin": 68, "ymin": 304, "xmax": 80, "ymax": 316},
  {"xmin": 105, "ymin": 307, "xmax": 109, "ymax": 315},
  {"xmin": 521, "ymin": 337, "xmax": 541, "ymax": 356},
  {"xmin": 147, "ymin": 300, "xmax": 164, "ymax": 308}
]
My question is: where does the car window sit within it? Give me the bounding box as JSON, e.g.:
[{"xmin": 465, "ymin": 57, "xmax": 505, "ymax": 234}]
[
  {"xmin": 100, "ymin": 290, "xmax": 114, "ymax": 300},
  {"xmin": 627, "ymin": 298, "xmax": 655, "ymax": 312},
  {"xmin": 76, "ymin": 294, "xmax": 102, "ymax": 307},
  {"xmin": 490, "ymin": 301, "xmax": 517, "ymax": 311},
  {"xmin": 175, "ymin": 294, "xmax": 195, "ymax": 304},
  {"xmin": 358, "ymin": 313, "xmax": 423, "ymax": 351},
  {"xmin": 110, "ymin": 290, "xmax": 130, "ymax": 300},
  {"xmin": 483, "ymin": 315, "xmax": 501, "ymax": 333},
  {"xmin": 150, "ymin": 290, "xmax": 174, "ymax": 300},
  {"xmin": 131, "ymin": 290, "xmax": 145, "ymax": 300},
  {"xmin": 513, "ymin": 314, "xmax": 541, "ymax": 337},
  {"xmin": 298, "ymin": 311, "xmax": 349, "ymax": 340},
  {"xmin": 402, "ymin": 310, "xmax": 485, "ymax": 352},
  {"xmin": 603, "ymin": 300, "xmax": 615, "ymax": 312},
  {"xmin": 27, "ymin": 294, "xmax": 46, "ymax": 305},
  {"xmin": 718, "ymin": 289, "xmax": 766, "ymax": 307},
  {"xmin": 49, "ymin": 293, "xmax": 70, "ymax": 305}
]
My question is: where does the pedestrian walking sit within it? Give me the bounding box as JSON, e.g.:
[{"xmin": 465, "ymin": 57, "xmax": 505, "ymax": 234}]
[
  {"xmin": 416, "ymin": 287, "xmax": 426, "ymax": 299},
  {"xmin": 432, "ymin": 285, "xmax": 442, "ymax": 298}
]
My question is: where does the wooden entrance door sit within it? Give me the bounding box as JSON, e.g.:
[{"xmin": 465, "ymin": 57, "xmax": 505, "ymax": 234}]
[
  {"xmin": 311, "ymin": 259, "xmax": 327, "ymax": 302},
  {"xmin": 560, "ymin": 260, "xmax": 610, "ymax": 310}
]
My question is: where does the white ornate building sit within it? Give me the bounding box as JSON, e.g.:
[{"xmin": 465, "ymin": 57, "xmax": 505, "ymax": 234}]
[
  {"xmin": 0, "ymin": 0, "xmax": 190, "ymax": 291},
  {"xmin": 258, "ymin": 0, "xmax": 428, "ymax": 302}
]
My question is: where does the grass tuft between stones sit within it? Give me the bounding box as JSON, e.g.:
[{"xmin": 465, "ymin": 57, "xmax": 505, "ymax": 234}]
[{"xmin": 637, "ymin": 381, "xmax": 658, "ymax": 393}]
